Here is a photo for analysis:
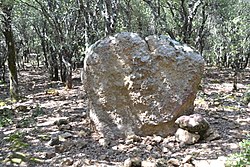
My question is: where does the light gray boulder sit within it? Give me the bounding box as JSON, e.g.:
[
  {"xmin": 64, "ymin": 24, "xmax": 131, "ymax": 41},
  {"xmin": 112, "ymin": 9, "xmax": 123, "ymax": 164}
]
[
  {"xmin": 84, "ymin": 32, "xmax": 204, "ymax": 140},
  {"xmin": 175, "ymin": 128, "xmax": 200, "ymax": 145}
]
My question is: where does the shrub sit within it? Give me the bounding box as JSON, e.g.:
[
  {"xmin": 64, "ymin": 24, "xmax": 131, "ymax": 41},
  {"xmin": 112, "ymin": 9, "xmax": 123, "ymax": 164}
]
[{"xmin": 226, "ymin": 137, "xmax": 250, "ymax": 167}]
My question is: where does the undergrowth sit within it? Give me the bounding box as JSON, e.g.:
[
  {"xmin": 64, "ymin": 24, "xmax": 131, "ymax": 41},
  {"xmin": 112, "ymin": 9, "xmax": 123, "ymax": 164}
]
[{"xmin": 226, "ymin": 137, "xmax": 250, "ymax": 167}]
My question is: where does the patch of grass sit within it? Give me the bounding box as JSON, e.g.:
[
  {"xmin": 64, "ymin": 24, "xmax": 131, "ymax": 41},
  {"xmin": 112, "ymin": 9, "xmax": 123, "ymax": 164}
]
[
  {"xmin": 0, "ymin": 100, "xmax": 7, "ymax": 107},
  {"xmin": 0, "ymin": 108, "xmax": 14, "ymax": 127},
  {"xmin": 3, "ymin": 152, "xmax": 44, "ymax": 165},
  {"xmin": 29, "ymin": 157, "xmax": 43, "ymax": 163},
  {"xmin": 7, "ymin": 98, "xmax": 17, "ymax": 103},
  {"xmin": 0, "ymin": 80, "xmax": 6, "ymax": 85},
  {"xmin": 223, "ymin": 105, "xmax": 240, "ymax": 111},
  {"xmin": 32, "ymin": 104, "xmax": 45, "ymax": 117},
  {"xmin": 5, "ymin": 131, "xmax": 29, "ymax": 151},
  {"xmin": 226, "ymin": 137, "xmax": 250, "ymax": 167},
  {"xmin": 37, "ymin": 134, "xmax": 50, "ymax": 141},
  {"xmin": 16, "ymin": 117, "xmax": 36, "ymax": 128},
  {"xmin": 243, "ymin": 90, "xmax": 250, "ymax": 104},
  {"xmin": 45, "ymin": 89, "xmax": 59, "ymax": 96}
]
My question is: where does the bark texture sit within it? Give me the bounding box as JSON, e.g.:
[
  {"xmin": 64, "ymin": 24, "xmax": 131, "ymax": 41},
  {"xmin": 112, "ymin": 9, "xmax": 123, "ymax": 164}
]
[{"xmin": 2, "ymin": 5, "xmax": 19, "ymax": 100}]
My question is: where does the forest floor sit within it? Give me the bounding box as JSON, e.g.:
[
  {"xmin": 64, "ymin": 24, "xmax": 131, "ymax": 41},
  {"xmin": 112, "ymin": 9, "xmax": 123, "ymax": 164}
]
[{"xmin": 0, "ymin": 66, "xmax": 249, "ymax": 167}]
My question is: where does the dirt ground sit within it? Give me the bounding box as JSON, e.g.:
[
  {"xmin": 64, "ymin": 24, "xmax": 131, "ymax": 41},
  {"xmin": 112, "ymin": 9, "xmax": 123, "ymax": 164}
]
[{"xmin": 0, "ymin": 66, "xmax": 249, "ymax": 167}]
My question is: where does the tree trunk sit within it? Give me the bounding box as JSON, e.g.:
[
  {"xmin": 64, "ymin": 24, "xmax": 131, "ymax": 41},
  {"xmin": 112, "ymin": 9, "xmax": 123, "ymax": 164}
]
[
  {"xmin": 61, "ymin": 47, "xmax": 72, "ymax": 89},
  {"xmin": 0, "ymin": 50, "xmax": 7, "ymax": 82},
  {"xmin": 143, "ymin": 0, "xmax": 161, "ymax": 35},
  {"xmin": 2, "ymin": 5, "xmax": 19, "ymax": 100},
  {"xmin": 49, "ymin": 46, "xmax": 59, "ymax": 81},
  {"xmin": 59, "ymin": 52, "xmax": 66, "ymax": 82},
  {"xmin": 103, "ymin": 0, "xmax": 117, "ymax": 36}
]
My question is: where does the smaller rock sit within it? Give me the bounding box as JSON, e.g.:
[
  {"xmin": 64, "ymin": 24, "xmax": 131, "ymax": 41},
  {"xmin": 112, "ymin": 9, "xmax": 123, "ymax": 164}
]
[
  {"xmin": 175, "ymin": 128, "xmax": 200, "ymax": 145},
  {"xmin": 193, "ymin": 158, "xmax": 226, "ymax": 167},
  {"xmin": 78, "ymin": 129, "xmax": 91, "ymax": 137},
  {"xmin": 125, "ymin": 140, "xmax": 133, "ymax": 145},
  {"xmin": 124, "ymin": 157, "xmax": 142, "ymax": 167},
  {"xmin": 112, "ymin": 145, "xmax": 119, "ymax": 151},
  {"xmin": 61, "ymin": 157, "xmax": 74, "ymax": 166},
  {"xmin": 48, "ymin": 136, "xmax": 61, "ymax": 146},
  {"xmin": 166, "ymin": 142, "xmax": 175, "ymax": 150},
  {"xmin": 60, "ymin": 132, "xmax": 73, "ymax": 139},
  {"xmin": 126, "ymin": 134, "xmax": 142, "ymax": 143},
  {"xmin": 81, "ymin": 112, "xmax": 88, "ymax": 119},
  {"xmin": 99, "ymin": 138, "xmax": 110, "ymax": 147},
  {"xmin": 15, "ymin": 105, "xmax": 29, "ymax": 112},
  {"xmin": 55, "ymin": 145, "xmax": 65, "ymax": 153},
  {"xmin": 182, "ymin": 163, "xmax": 194, "ymax": 167},
  {"xmin": 117, "ymin": 143, "xmax": 127, "ymax": 151},
  {"xmin": 182, "ymin": 155, "xmax": 193, "ymax": 164},
  {"xmin": 167, "ymin": 158, "xmax": 180, "ymax": 166},
  {"xmin": 146, "ymin": 145, "xmax": 153, "ymax": 151},
  {"xmin": 162, "ymin": 147, "xmax": 170, "ymax": 153},
  {"xmin": 45, "ymin": 152, "xmax": 56, "ymax": 159},
  {"xmin": 152, "ymin": 136, "xmax": 163, "ymax": 143},
  {"xmin": 141, "ymin": 160, "xmax": 157, "ymax": 167},
  {"xmin": 54, "ymin": 141, "xmax": 72, "ymax": 153},
  {"xmin": 118, "ymin": 138, "xmax": 125, "ymax": 143},
  {"xmin": 59, "ymin": 125, "xmax": 72, "ymax": 131},
  {"xmin": 99, "ymin": 155, "xmax": 107, "ymax": 160},
  {"xmin": 54, "ymin": 118, "xmax": 68, "ymax": 126},
  {"xmin": 76, "ymin": 140, "xmax": 88, "ymax": 149},
  {"xmin": 203, "ymin": 128, "xmax": 221, "ymax": 141},
  {"xmin": 155, "ymin": 158, "xmax": 168, "ymax": 167},
  {"xmin": 175, "ymin": 114, "xmax": 210, "ymax": 135}
]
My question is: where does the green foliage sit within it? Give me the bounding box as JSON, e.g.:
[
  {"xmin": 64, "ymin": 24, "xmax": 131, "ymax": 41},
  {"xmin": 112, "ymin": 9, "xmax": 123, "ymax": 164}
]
[
  {"xmin": 0, "ymin": 108, "xmax": 14, "ymax": 127},
  {"xmin": 0, "ymin": 100, "xmax": 7, "ymax": 107},
  {"xmin": 45, "ymin": 88, "xmax": 59, "ymax": 96},
  {"xmin": 37, "ymin": 134, "xmax": 50, "ymax": 141},
  {"xmin": 16, "ymin": 117, "xmax": 35, "ymax": 128},
  {"xmin": 207, "ymin": 0, "xmax": 250, "ymax": 67},
  {"xmin": 226, "ymin": 138, "xmax": 250, "ymax": 167},
  {"xmin": 5, "ymin": 131, "xmax": 29, "ymax": 151},
  {"xmin": 243, "ymin": 86, "xmax": 250, "ymax": 104},
  {"xmin": 0, "ymin": 80, "xmax": 6, "ymax": 85},
  {"xmin": 3, "ymin": 151, "xmax": 43, "ymax": 165},
  {"xmin": 32, "ymin": 104, "xmax": 45, "ymax": 117}
]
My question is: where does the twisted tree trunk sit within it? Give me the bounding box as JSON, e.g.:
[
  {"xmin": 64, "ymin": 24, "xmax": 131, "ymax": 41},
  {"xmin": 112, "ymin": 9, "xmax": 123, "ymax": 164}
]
[{"xmin": 1, "ymin": 5, "xmax": 19, "ymax": 100}]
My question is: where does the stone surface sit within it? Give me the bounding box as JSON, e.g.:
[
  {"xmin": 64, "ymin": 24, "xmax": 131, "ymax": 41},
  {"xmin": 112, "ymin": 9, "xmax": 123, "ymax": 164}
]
[
  {"xmin": 175, "ymin": 114, "xmax": 220, "ymax": 142},
  {"xmin": 54, "ymin": 118, "xmax": 69, "ymax": 126},
  {"xmin": 48, "ymin": 135, "xmax": 61, "ymax": 146},
  {"xmin": 126, "ymin": 134, "xmax": 142, "ymax": 143},
  {"xmin": 45, "ymin": 152, "xmax": 56, "ymax": 159},
  {"xmin": 141, "ymin": 160, "xmax": 157, "ymax": 167},
  {"xmin": 84, "ymin": 32, "xmax": 204, "ymax": 139},
  {"xmin": 175, "ymin": 128, "xmax": 200, "ymax": 145},
  {"xmin": 61, "ymin": 157, "xmax": 74, "ymax": 166},
  {"xmin": 175, "ymin": 114, "xmax": 210, "ymax": 135},
  {"xmin": 167, "ymin": 158, "xmax": 181, "ymax": 166},
  {"xmin": 152, "ymin": 136, "xmax": 163, "ymax": 143},
  {"xmin": 76, "ymin": 140, "xmax": 88, "ymax": 149},
  {"xmin": 60, "ymin": 132, "xmax": 73, "ymax": 139},
  {"xmin": 55, "ymin": 145, "xmax": 66, "ymax": 153},
  {"xmin": 204, "ymin": 127, "xmax": 221, "ymax": 141},
  {"xmin": 192, "ymin": 158, "xmax": 226, "ymax": 167},
  {"xmin": 124, "ymin": 157, "xmax": 142, "ymax": 167},
  {"xmin": 182, "ymin": 163, "xmax": 194, "ymax": 167},
  {"xmin": 182, "ymin": 155, "xmax": 193, "ymax": 164}
]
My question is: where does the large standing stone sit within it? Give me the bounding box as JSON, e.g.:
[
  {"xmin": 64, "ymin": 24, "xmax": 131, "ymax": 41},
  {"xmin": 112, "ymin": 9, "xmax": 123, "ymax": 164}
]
[{"xmin": 84, "ymin": 32, "xmax": 204, "ymax": 140}]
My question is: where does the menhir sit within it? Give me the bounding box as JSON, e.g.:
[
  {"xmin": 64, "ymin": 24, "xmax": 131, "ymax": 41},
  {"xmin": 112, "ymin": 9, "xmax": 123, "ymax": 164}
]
[{"xmin": 83, "ymin": 32, "xmax": 204, "ymax": 140}]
